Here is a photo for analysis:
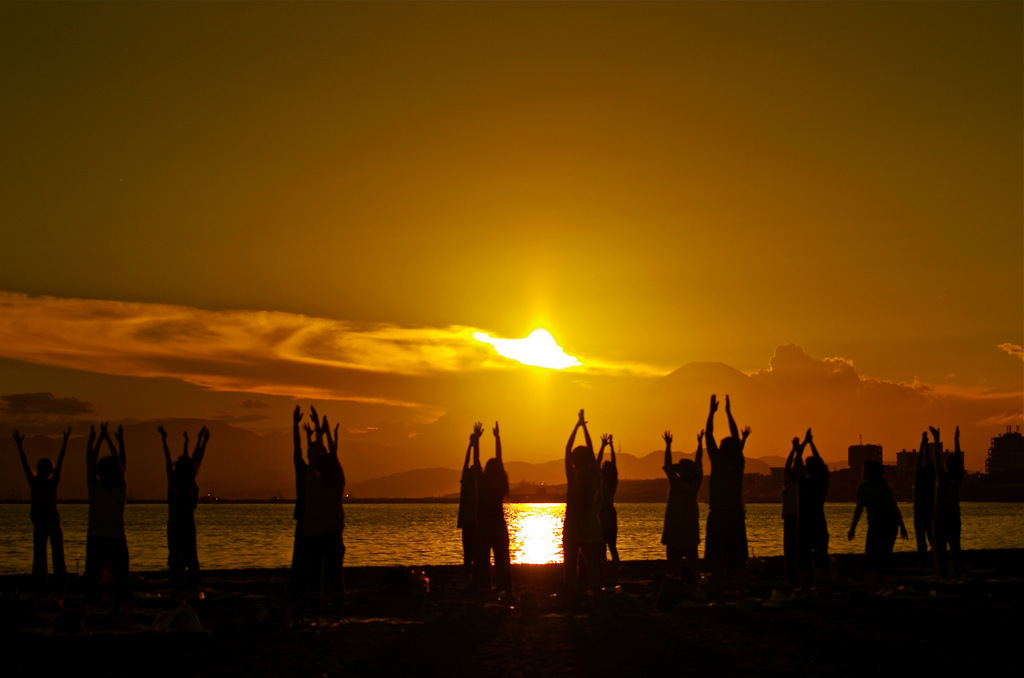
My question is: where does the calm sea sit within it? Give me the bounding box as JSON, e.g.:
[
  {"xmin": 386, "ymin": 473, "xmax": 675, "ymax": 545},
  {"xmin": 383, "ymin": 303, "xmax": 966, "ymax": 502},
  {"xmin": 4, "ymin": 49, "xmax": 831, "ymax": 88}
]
[{"xmin": 0, "ymin": 502, "xmax": 1020, "ymax": 576}]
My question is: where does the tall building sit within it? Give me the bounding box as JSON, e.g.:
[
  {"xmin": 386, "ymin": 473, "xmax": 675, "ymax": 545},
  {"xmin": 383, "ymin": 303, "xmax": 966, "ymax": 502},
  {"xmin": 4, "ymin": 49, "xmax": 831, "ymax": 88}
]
[
  {"xmin": 986, "ymin": 427, "xmax": 1024, "ymax": 474},
  {"xmin": 848, "ymin": 443, "xmax": 882, "ymax": 469}
]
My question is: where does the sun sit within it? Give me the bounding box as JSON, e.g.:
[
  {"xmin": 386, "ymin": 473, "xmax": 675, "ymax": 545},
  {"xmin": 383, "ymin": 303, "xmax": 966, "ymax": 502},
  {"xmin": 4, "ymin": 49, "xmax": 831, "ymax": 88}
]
[{"xmin": 473, "ymin": 328, "xmax": 582, "ymax": 370}]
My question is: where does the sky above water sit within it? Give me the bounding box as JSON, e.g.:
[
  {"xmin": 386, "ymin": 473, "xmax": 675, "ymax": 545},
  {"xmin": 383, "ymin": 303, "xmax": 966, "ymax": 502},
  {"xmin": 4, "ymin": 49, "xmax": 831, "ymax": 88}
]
[{"xmin": 1, "ymin": 2, "xmax": 1021, "ymax": 478}]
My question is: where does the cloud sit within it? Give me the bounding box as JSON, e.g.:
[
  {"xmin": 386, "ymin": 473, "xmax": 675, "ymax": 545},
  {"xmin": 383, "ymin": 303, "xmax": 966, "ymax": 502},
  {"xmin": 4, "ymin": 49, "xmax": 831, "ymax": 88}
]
[
  {"xmin": 998, "ymin": 343, "xmax": 1023, "ymax": 360},
  {"xmin": 1, "ymin": 392, "xmax": 94, "ymax": 416},
  {"xmin": 0, "ymin": 291, "xmax": 658, "ymax": 409},
  {"xmin": 240, "ymin": 399, "xmax": 269, "ymax": 409}
]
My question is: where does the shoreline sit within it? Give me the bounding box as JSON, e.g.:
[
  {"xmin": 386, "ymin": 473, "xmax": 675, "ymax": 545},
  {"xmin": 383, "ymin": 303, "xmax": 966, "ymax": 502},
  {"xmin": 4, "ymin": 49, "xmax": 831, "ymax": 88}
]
[{"xmin": 2, "ymin": 550, "xmax": 1021, "ymax": 677}]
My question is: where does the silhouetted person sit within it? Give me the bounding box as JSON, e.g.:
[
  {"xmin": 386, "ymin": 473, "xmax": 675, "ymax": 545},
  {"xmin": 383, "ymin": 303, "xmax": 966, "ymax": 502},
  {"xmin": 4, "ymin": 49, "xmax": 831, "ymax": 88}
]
[
  {"xmin": 912, "ymin": 431, "xmax": 935, "ymax": 569},
  {"xmin": 304, "ymin": 413, "xmax": 345, "ymax": 614},
  {"xmin": 472, "ymin": 422, "xmax": 512, "ymax": 593},
  {"xmin": 848, "ymin": 460, "xmax": 908, "ymax": 594},
  {"xmin": 563, "ymin": 409, "xmax": 603, "ymax": 613},
  {"xmin": 931, "ymin": 426, "xmax": 964, "ymax": 576},
  {"xmin": 85, "ymin": 423, "xmax": 133, "ymax": 628},
  {"xmin": 781, "ymin": 437, "xmax": 801, "ymax": 585},
  {"xmin": 597, "ymin": 433, "xmax": 619, "ymax": 565},
  {"xmin": 290, "ymin": 405, "xmax": 309, "ymax": 597},
  {"xmin": 158, "ymin": 425, "xmax": 209, "ymax": 591},
  {"xmin": 704, "ymin": 394, "xmax": 751, "ymax": 601},
  {"xmin": 457, "ymin": 433, "xmax": 478, "ymax": 577},
  {"xmin": 14, "ymin": 427, "xmax": 70, "ymax": 602},
  {"xmin": 795, "ymin": 428, "xmax": 830, "ymax": 591},
  {"xmin": 661, "ymin": 429, "xmax": 703, "ymax": 586}
]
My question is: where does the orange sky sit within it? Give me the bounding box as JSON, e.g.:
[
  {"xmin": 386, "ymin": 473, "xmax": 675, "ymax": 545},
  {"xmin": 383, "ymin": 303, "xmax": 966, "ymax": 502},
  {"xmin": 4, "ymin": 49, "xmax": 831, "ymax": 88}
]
[{"xmin": 1, "ymin": 3, "xmax": 1020, "ymax": 485}]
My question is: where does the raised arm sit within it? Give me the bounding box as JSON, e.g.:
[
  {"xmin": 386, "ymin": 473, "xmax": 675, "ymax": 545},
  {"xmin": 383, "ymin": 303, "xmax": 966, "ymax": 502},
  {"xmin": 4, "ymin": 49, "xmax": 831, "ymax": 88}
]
[
  {"xmin": 493, "ymin": 421, "xmax": 502, "ymax": 463},
  {"xmin": 805, "ymin": 428, "xmax": 820, "ymax": 461},
  {"xmin": 13, "ymin": 430, "xmax": 33, "ymax": 482},
  {"xmin": 954, "ymin": 426, "xmax": 963, "ymax": 468},
  {"xmin": 662, "ymin": 431, "xmax": 674, "ymax": 477},
  {"xmin": 292, "ymin": 406, "xmax": 304, "ymax": 465},
  {"xmin": 86, "ymin": 426, "xmax": 98, "ymax": 487},
  {"xmin": 472, "ymin": 422, "xmax": 483, "ymax": 472},
  {"xmin": 784, "ymin": 438, "xmax": 799, "ymax": 476},
  {"xmin": 310, "ymin": 405, "xmax": 324, "ymax": 446},
  {"xmin": 725, "ymin": 395, "xmax": 740, "ymax": 440},
  {"xmin": 694, "ymin": 430, "xmax": 704, "ymax": 477},
  {"xmin": 930, "ymin": 427, "xmax": 944, "ymax": 479},
  {"xmin": 462, "ymin": 437, "xmax": 472, "ymax": 473},
  {"xmin": 53, "ymin": 427, "xmax": 71, "ymax": 484},
  {"xmin": 193, "ymin": 426, "xmax": 210, "ymax": 473},
  {"xmin": 579, "ymin": 410, "xmax": 593, "ymax": 454},
  {"xmin": 917, "ymin": 431, "xmax": 929, "ymax": 469},
  {"xmin": 609, "ymin": 434, "xmax": 616, "ymax": 468},
  {"xmin": 705, "ymin": 395, "xmax": 719, "ymax": 453},
  {"xmin": 565, "ymin": 413, "xmax": 582, "ymax": 479},
  {"xmin": 158, "ymin": 426, "xmax": 173, "ymax": 478},
  {"xmin": 598, "ymin": 434, "xmax": 609, "ymax": 467}
]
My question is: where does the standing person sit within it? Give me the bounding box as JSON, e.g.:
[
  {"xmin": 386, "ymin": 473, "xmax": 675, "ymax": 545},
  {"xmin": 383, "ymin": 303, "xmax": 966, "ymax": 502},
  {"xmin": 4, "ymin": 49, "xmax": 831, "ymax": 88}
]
[
  {"xmin": 562, "ymin": 409, "xmax": 603, "ymax": 613},
  {"xmin": 795, "ymin": 428, "xmax": 830, "ymax": 591},
  {"xmin": 158, "ymin": 425, "xmax": 210, "ymax": 591},
  {"xmin": 597, "ymin": 433, "xmax": 619, "ymax": 566},
  {"xmin": 781, "ymin": 437, "xmax": 801, "ymax": 586},
  {"xmin": 304, "ymin": 414, "xmax": 345, "ymax": 614},
  {"xmin": 931, "ymin": 426, "xmax": 964, "ymax": 576},
  {"xmin": 661, "ymin": 430, "xmax": 704, "ymax": 586},
  {"xmin": 912, "ymin": 431, "xmax": 935, "ymax": 570},
  {"xmin": 85, "ymin": 423, "xmax": 133, "ymax": 628},
  {"xmin": 848, "ymin": 460, "xmax": 908, "ymax": 594},
  {"xmin": 290, "ymin": 405, "xmax": 309, "ymax": 598},
  {"xmin": 457, "ymin": 432, "xmax": 478, "ymax": 577},
  {"xmin": 472, "ymin": 422, "xmax": 512, "ymax": 593},
  {"xmin": 13, "ymin": 428, "xmax": 71, "ymax": 603},
  {"xmin": 703, "ymin": 394, "xmax": 751, "ymax": 601}
]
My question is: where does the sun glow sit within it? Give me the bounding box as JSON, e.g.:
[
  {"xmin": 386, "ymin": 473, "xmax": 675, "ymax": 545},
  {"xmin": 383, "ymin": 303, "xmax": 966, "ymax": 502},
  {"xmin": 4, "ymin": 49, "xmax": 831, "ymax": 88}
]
[
  {"xmin": 473, "ymin": 328, "xmax": 582, "ymax": 370},
  {"xmin": 506, "ymin": 503, "xmax": 565, "ymax": 564}
]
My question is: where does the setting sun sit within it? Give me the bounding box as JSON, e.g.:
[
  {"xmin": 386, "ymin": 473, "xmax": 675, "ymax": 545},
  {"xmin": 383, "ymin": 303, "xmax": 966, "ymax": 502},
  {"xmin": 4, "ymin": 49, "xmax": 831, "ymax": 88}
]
[{"xmin": 473, "ymin": 328, "xmax": 583, "ymax": 370}]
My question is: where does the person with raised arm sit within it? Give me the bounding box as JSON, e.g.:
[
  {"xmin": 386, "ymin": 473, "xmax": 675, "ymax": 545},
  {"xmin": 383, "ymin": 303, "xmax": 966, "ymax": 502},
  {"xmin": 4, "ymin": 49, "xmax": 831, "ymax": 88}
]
[
  {"xmin": 597, "ymin": 433, "xmax": 620, "ymax": 566},
  {"xmin": 704, "ymin": 394, "xmax": 751, "ymax": 601},
  {"xmin": 661, "ymin": 429, "xmax": 704, "ymax": 586},
  {"xmin": 562, "ymin": 409, "xmax": 603, "ymax": 613},
  {"xmin": 781, "ymin": 437, "xmax": 801, "ymax": 586},
  {"xmin": 473, "ymin": 421, "xmax": 512, "ymax": 593},
  {"xmin": 304, "ymin": 414, "xmax": 345, "ymax": 614},
  {"xmin": 795, "ymin": 428, "xmax": 830, "ymax": 592},
  {"xmin": 159, "ymin": 425, "xmax": 210, "ymax": 591},
  {"xmin": 14, "ymin": 427, "xmax": 71, "ymax": 603},
  {"xmin": 85, "ymin": 423, "xmax": 133, "ymax": 628},
  {"xmin": 290, "ymin": 405, "xmax": 309, "ymax": 598},
  {"xmin": 912, "ymin": 431, "xmax": 935, "ymax": 570},
  {"xmin": 457, "ymin": 430, "xmax": 478, "ymax": 577},
  {"xmin": 848, "ymin": 460, "xmax": 908, "ymax": 594},
  {"xmin": 931, "ymin": 426, "xmax": 965, "ymax": 576}
]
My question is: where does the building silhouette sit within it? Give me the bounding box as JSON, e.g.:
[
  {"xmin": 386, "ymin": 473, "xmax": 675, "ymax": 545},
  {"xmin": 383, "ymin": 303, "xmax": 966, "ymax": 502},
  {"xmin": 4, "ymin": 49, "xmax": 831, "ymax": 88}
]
[{"xmin": 986, "ymin": 427, "xmax": 1024, "ymax": 474}]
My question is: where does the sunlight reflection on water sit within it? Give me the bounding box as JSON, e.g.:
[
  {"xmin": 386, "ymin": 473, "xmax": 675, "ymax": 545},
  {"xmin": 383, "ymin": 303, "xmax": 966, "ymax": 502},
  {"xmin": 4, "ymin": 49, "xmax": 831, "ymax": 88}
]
[{"xmin": 505, "ymin": 503, "xmax": 565, "ymax": 564}]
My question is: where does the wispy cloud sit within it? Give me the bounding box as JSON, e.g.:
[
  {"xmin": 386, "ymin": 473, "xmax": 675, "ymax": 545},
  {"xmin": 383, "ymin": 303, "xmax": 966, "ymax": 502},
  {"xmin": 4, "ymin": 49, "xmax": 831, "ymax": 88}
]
[
  {"xmin": 998, "ymin": 343, "xmax": 1023, "ymax": 361},
  {"xmin": 1, "ymin": 392, "xmax": 94, "ymax": 417},
  {"xmin": 0, "ymin": 292, "xmax": 659, "ymax": 406}
]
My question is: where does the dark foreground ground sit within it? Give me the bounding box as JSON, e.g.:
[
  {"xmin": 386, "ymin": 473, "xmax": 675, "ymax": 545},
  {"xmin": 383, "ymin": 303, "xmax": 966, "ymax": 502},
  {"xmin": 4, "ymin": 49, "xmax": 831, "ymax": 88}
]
[{"xmin": 1, "ymin": 550, "xmax": 1021, "ymax": 678}]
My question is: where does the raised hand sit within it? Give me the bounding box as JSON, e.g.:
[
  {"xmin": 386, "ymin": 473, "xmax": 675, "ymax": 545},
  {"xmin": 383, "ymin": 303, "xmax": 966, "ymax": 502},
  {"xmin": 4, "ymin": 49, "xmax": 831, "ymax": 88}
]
[
  {"xmin": 954, "ymin": 426, "xmax": 960, "ymax": 444},
  {"xmin": 725, "ymin": 394, "xmax": 732, "ymax": 414},
  {"xmin": 115, "ymin": 425, "xmax": 124, "ymax": 444},
  {"xmin": 663, "ymin": 431, "xmax": 673, "ymax": 445},
  {"xmin": 158, "ymin": 426, "xmax": 167, "ymax": 440},
  {"xmin": 804, "ymin": 428, "xmax": 813, "ymax": 445},
  {"xmin": 577, "ymin": 409, "xmax": 586, "ymax": 426},
  {"xmin": 492, "ymin": 421, "xmax": 500, "ymax": 438},
  {"xmin": 303, "ymin": 423, "xmax": 314, "ymax": 437},
  {"xmin": 310, "ymin": 405, "xmax": 320, "ymax": 426},
  {"xmin": 709, "ymin": 394, "xmax": 718, "ymax": 413},
  {"xmin": 741, "ymin": 426, "xmax": 752, "ymax": 440},
  {"xmin": 472, "ymin": 422, "xmax": 484, "ymax": 441},
  {"xmin": 293, "ymin": 405, "xmax": 303, "ymax": 425},
  {"xmin": 63, "ymin": 428, "xmax": 72, "ymax": 443},
  {"xmin": 698, "ymin": 430, "xmax": 704, "ymax": 444},
  {"xmin": 929, "ymin": 426, "xmax": 941, "ymax": 442},
  {"xmin": 601, "ymin": 433, "xmax": 611, "ymax": 446},
  {"xmin": 12, "ymin": 430, "xmax": 24, "ymax": 445}
]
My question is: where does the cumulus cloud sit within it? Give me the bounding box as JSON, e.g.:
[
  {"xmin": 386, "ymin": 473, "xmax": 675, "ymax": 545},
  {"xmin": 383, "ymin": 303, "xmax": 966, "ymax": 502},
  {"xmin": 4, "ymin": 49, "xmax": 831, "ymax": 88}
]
[
  {"xmin": 0, "ymin": 292, "xmax": 658, "ymax": 408},
  {"xmin": 998, "ymin": 343, "xmax": 1023, "ymax": 360}
]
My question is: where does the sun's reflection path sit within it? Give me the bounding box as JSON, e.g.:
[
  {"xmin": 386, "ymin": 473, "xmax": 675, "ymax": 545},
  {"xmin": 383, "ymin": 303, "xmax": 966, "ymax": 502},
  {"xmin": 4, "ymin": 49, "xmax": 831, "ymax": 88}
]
[{"xmin": 505, "ymin": 503, "xmax": 565, "ymax": 564}]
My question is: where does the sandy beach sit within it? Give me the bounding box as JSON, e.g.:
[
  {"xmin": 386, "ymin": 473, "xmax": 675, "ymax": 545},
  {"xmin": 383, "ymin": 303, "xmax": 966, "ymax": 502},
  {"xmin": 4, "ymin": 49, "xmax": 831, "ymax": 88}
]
[{"xmin": 1, "ymin": 549, "xmax": 1021, "ymax": 677}]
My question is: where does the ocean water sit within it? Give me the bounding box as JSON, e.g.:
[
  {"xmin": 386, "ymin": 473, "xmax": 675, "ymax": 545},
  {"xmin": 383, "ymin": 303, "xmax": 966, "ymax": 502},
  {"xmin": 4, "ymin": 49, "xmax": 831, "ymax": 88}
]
[{"xmin": 0, "ymin": 502, "xmax": 1020, "ymax": 576}]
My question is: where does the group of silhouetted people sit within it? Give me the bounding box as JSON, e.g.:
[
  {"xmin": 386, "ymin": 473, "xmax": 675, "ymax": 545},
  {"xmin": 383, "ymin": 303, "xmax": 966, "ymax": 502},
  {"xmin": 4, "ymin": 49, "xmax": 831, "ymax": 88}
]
[
  {"xmin": 13, "ymin": 397, "xmax": 969, "ymax": 622},
  {"xmin": 290, "ymin": 406, "xmax": 346, "ymax": 614}
]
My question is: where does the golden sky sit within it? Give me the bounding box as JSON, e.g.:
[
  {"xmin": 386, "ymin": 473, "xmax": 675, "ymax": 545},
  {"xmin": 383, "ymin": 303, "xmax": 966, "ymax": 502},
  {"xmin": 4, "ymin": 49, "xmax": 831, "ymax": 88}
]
[{"xmin": 1, "ymin": 2, "xmax": 1021, "ymax": 481}]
